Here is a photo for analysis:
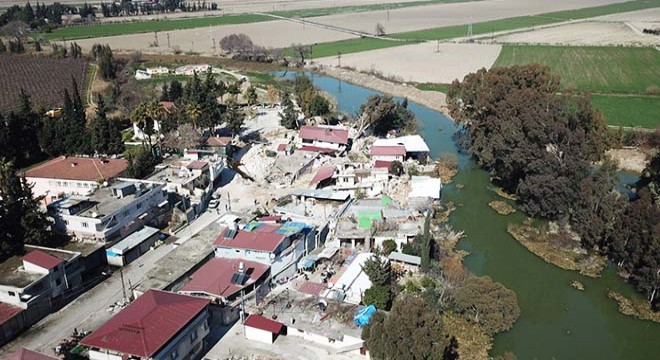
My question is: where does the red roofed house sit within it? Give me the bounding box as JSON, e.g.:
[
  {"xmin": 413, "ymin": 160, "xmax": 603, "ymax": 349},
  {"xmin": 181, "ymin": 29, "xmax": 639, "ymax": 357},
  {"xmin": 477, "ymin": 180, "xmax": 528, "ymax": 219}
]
[
  {"xmin": 82, "ymin": 289, "xmax": 210, "ymax": 360},
  {"xmin": 369, "ymin": 145, "xmax": 406, "ymax": 163},
  {"xmin": 8, "ymin": 348, "xmax": 57, "ymax": 360},
  {"xmin": 299, "ymin": 126, "xmax": 349, "ymax": 152},
  {"xmin": 244, "ymin": 314, "xmax": 284, "ymax": 344},
  {"xmin": 24, "ymin": 156, "xmax": 128, "ymax": 204},
  {"xmin": 213, "ymin": 221, "xmax": 315, "ymax": 282},
  {"xmin": 178, "ymin": 258, "xmax": 270, "ymax": 305},
  {"xmin": 0, "ymin": 246, "xmax": 86, "ymax": 345}
]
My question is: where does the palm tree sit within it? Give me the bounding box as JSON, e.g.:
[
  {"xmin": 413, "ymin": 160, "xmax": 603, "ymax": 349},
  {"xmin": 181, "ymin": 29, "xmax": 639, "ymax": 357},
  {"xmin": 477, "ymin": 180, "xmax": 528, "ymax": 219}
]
[{"xmin": 185, "ymin": 102, "xmax": 202, "ymax": 129}]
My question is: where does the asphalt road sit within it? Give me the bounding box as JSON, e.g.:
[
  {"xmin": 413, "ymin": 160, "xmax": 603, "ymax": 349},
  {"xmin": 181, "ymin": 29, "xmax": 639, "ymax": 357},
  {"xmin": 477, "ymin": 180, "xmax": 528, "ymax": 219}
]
[{"xmin": 0, "ymin": 209, "xmax": 222, "ymax": 357}]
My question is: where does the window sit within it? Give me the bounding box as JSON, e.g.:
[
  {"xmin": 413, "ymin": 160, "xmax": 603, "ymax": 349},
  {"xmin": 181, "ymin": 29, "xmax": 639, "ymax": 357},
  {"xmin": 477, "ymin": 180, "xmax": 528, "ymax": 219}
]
[
  {"xmin": 56, "ymin": 181, "xmax": 62, "ymax": 186},
  {"xmin": 190, "ymin": 329, "xmax": 198, "ymax": 342},
  {"xmin": 123, "ymin": 210, "xmax": 130, "ymax": 218},
  {"xmin": 56, "ymin": 279, "xmax": 62, "ymax": 286},
  {"xmin": 82, "ymin": 222, "xmax": 89, "ymax": 228},
  {"xmin": 8, "ymin": 291, "xmax": 16, "ymax": 297},
  {"xmin": 137, "ymin": 202, "xmax": 143, "ymax": 210},
  {"xmin": 64, "ymin": 220, "xmax": 69, "ymax": 225},
  {"xmin": 170, "ymin": 350, "xmax": 178, "ymax": 360}
]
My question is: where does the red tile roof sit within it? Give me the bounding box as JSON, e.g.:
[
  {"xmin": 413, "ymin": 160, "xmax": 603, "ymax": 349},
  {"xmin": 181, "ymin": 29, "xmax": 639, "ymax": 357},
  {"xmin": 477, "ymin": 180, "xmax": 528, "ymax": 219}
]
[
  {"xmin": 244, "ymin": 314, "xmax": 284, "ymax": 334},
  {"xmin": 186, "ymin": 160, "xmax": 208, "ymax": 170},
  {"xmin": 180, "ymin": 258, "xmax": 269, "ymax": 299},
  {"xmin": 299, "ymin": 126, "xmax": 349, "ymax": 145},
  {"xmin": 258, "ymin": 215, "xmax": 282, "ymax": 223},
  {"xmin": 24, "ymin": 156, "xmax": 128, "ymax": 182},
  {"xmin": 374, "ymin": 160, "xmax": 393, "ymax": 171},
  {"xmin": 206, "ymin": 136, "xmax": 232, "ymax": 147},
  {"xmin": 213, "ymin": 229, "xmax": 286, "ymax": 253},
  {"xmin": 276, "ymin": 143, "xmax": 287, "ymax": 152},
  {"xmin": 8, "ymin": 348, "xmax": 57, "ymax": 360},
  {"xmin": 310, "ymin": 165, "xmax": 336, "ymax": 186},
  {"xmin": 81, "ymin": 290, "xmax": 209, "ymax": 358},
  {"xmin": 370, "ymin": 145, "xmax": 406, "ymax": 156},
  {"xmin": 22, "ymin": 250, "xmax": 63, "ymax": 270},
  {"xmin": 0, "ymin": 302, "xmax": 23, "ymax": 326}
]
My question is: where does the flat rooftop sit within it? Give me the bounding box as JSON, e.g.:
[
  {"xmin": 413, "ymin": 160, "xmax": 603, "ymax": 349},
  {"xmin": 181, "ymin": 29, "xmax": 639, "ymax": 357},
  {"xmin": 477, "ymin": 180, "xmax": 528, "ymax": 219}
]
[
  {"xmin": 255, "ymin": 289, "xmax": 362, "ymax": 341},
  {"xmin": 60, "ymin": 182, "xmax": 162, "ymax": 219},
  {"xmin": 108, "ymin": 226, "xmax": 160, "ymax": 255},
  {"xmin": 61, "ymin": 241, "xmax": 105, "ymax": 256},
  {"xmin": 0, "ymin": 256, "xmax": 44, "ymax": 288},
  {"xmin": 135, "ymin": 222, "xmax": 220, "ymax": 294}
]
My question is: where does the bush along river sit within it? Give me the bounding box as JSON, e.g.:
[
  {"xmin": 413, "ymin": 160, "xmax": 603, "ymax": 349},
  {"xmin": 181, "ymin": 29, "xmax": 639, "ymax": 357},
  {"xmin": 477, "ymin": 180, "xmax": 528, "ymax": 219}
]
[{"xmin": 273, "ymin": 71, "xmax": 660, "ymax": 359}]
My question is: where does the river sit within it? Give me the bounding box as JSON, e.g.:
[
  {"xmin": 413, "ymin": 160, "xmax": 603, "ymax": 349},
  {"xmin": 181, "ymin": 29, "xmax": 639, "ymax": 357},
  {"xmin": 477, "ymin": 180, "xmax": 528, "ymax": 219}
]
[{"xmin": 274, "ymin": 71, "xmax": 660, "ymax": 359}]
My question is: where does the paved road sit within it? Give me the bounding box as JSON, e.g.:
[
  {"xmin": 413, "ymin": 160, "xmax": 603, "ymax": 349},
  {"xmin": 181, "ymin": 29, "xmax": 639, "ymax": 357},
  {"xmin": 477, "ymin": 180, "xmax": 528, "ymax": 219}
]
[{"xmin": 0, "ymin": 210, "xmax": 222, "ymax": 357}]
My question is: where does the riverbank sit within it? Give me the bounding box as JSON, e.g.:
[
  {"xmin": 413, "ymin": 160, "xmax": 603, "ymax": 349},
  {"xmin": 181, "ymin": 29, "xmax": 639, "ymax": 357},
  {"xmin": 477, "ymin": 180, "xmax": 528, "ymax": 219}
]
[
  {"xmin": 507, "ymin": 223, "xmax": 607, "ymax": 278},
  {"xmin": 313, "ymin": 64, "xmax": 451, "ymax": 117},
  {"xmin": 608, "ymin": 291, "xmax": 660, "ymax": 324}
]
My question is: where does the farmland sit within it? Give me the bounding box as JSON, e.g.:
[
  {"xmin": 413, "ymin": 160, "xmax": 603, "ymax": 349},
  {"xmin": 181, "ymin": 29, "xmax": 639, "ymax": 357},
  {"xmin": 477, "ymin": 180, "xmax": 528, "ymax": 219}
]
[
  {"xmin": 0, "ymin": 55, "xmax": 88, "ymax": 113},
  {"xmin": 592, "ymin": 94, "xmax": 660, "ymax": 128},
  {"xmin": 44, "ymin": 13, "xmax": 271, "ymax": 41},
  {"xmin": 493, "ymin": 45, "xmax": 660, "ymax": 94}
]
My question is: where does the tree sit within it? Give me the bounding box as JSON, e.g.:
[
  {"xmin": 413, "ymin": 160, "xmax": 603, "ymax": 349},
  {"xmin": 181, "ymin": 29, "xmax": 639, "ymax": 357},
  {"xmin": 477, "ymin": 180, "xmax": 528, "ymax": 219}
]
[
  {"xmin": 381, "ymin": 239, "xmax": 397, "ymax": 255},
  {"xmin": 267, "ymin": 85, "xmax": 279, "ymax": 105},
  {"xmin": 126, "ymin": 146, "xmax": 159, "ymax": 179},
  {"xmin": 90, "ymin": 95, "xmax": 124, "ymax": 155},
  {"xmin": 93, "ymin": 44, "xmax": 117, "ymax": 80},
  {"xmin": 363, "ymin": 295, "xmax": 450, "ymax": 360},
  {"xmin": 359, "ymin": 95, "xmax": 415, "ymax": 136},
  {"xmin": 363, "ymin": 285, "xmax": 391, "ymax": 310},
  {"xmin": 162, "ymin": 123, "xmax": 204, "ymax": 152},
  {"xmin": 0, "ymin": 39, "xmax": 6, "ymax": 53},
  {"xmin": 224, "ymin": 100, "xmax": 244, "ymax": 137},
  {"xmin": 245, "ymin": 85, "xmax": 258, "ymax": 106},
  {"xmin": 279, "ymin": 92, "xmax": 298, "ymax": 129},
  {"xmin": 309, "ymin": 94, "xmax": 330, "ymax": 117},
  {"xmin": 219, "ymin": 33, "xmax": 255, "ymax": 53},
  {"xmin": 451, "ymin": 276, "xmax": 520, "ymax": 335},
  {"xmin": 362, "ymin": 255, "xmax": 391, "ymax": 287},
  {"xmin": 375, "ymin": 22, "xmax": 386, "ymax": 36},
  {"xmin": 390, "ymin": 161, "xmax": 404, "ymax": 176},
  {"xmin": 169, "ymin": 80, "xmax": 184, "ymax": 101},
  {"xmin": 637, "ymin": 152, "xmax": 660, "ymax": 203},
  {"xmin": 0, "ymin": 159, "xmax": 52, "ymax": 261}
]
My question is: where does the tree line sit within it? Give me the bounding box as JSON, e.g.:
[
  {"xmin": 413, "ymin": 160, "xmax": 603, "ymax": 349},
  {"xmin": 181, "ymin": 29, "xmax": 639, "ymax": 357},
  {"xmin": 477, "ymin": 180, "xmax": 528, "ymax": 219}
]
[{"xmin": 447, "ymin": 64, "xmax": 659, "ymax": 310}]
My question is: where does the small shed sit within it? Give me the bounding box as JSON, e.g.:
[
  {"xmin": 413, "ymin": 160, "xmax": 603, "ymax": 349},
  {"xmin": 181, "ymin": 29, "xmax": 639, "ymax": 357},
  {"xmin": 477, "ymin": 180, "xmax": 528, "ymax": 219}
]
[
  {"xmin": 106, "ymin": 226, "xmax": 160, "ymax": 266},
  {"xmin": 388, "ymin": 252, "xmax": 421, "ymax": 273},
  {"xmin": 244, "ymin": 314, "xmax": 284, "ymax": 344}
]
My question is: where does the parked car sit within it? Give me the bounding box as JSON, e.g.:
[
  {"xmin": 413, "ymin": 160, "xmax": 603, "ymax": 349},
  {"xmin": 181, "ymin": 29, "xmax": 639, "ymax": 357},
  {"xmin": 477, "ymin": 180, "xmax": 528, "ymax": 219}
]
[{"xmin": 208, "ymin": 199, "xmax": 220, "ymax": 209}]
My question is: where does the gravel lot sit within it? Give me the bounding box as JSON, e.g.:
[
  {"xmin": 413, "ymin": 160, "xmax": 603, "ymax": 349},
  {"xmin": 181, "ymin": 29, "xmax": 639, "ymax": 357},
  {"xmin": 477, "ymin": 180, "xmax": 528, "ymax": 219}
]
[
  {"xmin": 315, "ymin": 42, "xmax": 502, "ymax": 84},
  {"xmin": 489, "ymin": 21, "xmax": 660, "ymax": 46}
]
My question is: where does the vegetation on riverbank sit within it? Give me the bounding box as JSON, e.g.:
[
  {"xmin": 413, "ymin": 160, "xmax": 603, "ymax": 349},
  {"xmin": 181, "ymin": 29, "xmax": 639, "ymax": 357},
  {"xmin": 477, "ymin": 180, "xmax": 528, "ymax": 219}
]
[
  {"xmin": 507, "ymin": 223, "xmax": 606, "ymax": 277},
  {"xmin": 447, "ymin": 64, "xmax": 659, "ymax": 310},
  {"xmin": 608, "ymin": 291, "xmax": 660, "ymax": 323},
  {"xmin": 489, "ymin": 201, "xmax": 515, "ymax": 215}
]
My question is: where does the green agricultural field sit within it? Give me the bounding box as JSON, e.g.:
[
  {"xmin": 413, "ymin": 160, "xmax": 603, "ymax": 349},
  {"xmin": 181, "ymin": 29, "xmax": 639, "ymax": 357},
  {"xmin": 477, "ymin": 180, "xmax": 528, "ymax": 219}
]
[
  {"xmin": 303, "ymin": 0, "xmax": 660, "ymax": 58},
  {"xmin": 44, "ymin": 13, "xmax": 271, "ymax": 40},
  {"xmin": 592, "ymin": 95, "xmax": 660, "ymax": 129},
  {"xmin": 494, "ymin": 46, "xmax": 660, "ymax": 94}
]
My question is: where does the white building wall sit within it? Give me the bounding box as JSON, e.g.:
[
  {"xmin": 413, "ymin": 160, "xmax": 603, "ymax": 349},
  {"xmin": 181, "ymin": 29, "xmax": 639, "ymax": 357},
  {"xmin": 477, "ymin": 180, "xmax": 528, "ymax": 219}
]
[
  {"xmin": 245, "ymin": 326, "xmax": 274, "ymax": 344},
  {"xmin": 214, "ymin": 247, "xmax": 272, "ymax": 265},
  {"xmin": 371, "ymin": 154, "xmax": 404, "ymax": 162},
  {"xmin": 22, "ymin": 262, "xmax": 50, "ymax": 275},
  {"xmin": 133, "ymin": 120, "xmax": 162, "ymax": 140},
  {"xmin": 28, "ymin": 177, "xmax": 98, "ymax": 202},
  {"xmin": 88, "ymin": 350, "xmax": 123, "ymax": 360}
]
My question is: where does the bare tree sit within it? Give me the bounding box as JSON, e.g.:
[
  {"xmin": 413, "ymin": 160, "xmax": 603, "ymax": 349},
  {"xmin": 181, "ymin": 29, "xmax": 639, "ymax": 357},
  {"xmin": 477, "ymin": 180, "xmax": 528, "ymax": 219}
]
[
  {"xmin": 375, "ymin": 23, "xmax": 386, "ymax": 36},
  {"xmin": 219, "ymin": 33, "xmax": 255, "ymax": 53},
  {"xmin": 1, "ymin": 21, "xmax": 30, "ymax": 41},
  {"xmin": 162, "ymin": 123, "xmax": 204, "ymax": 151},
  {"xmin": 290, "ymin": 43, "xmax": 310, "ymax": 64}
]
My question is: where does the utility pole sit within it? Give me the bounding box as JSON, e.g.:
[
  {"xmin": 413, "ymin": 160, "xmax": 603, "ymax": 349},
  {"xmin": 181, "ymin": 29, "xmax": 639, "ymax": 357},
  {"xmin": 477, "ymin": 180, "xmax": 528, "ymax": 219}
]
[
  {"xmin": 436, "ymin": 39, "xmax": 440, "ymax": 53},
  {"xmin": 337, "ymin": 51, "xmax": 341, "ymax": 67},
  {"xmin": 120, "ymin": 268, "xmax": 127, "ymax": 302},
  {"xmin": 167, "ymin": 33, "xmax": 171, "ymax": 48},
  {"xmin": 154, "ymin": 30, "xmax": 159, "ymax": 46}
]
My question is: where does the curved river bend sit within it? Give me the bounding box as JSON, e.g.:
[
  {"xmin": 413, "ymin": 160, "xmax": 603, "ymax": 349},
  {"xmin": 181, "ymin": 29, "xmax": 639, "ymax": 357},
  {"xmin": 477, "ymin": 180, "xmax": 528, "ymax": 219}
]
[{"xmin": 275, "ymin": 71, "xmax": 660, "ymax": 359}]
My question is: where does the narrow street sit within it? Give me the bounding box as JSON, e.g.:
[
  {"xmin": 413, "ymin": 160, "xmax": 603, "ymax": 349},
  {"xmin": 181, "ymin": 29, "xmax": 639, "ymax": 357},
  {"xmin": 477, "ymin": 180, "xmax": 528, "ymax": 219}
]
[{"xmin": 0, "ymin": 210, "xmax": 223, "ymax": 357}]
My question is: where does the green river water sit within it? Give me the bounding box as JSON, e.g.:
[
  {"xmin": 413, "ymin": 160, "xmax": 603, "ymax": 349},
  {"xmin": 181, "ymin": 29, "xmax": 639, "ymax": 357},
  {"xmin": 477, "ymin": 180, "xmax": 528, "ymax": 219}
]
[{"xmin": 276, "ymin": 72, "xmax": 660, "ymax": 359}]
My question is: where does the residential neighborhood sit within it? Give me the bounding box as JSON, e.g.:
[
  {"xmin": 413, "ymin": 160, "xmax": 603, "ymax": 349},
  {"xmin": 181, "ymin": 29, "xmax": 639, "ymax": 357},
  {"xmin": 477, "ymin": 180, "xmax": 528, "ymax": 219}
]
[{"xmin": 1, "ymin": 0, "xmax": 659, "ymax": 359}]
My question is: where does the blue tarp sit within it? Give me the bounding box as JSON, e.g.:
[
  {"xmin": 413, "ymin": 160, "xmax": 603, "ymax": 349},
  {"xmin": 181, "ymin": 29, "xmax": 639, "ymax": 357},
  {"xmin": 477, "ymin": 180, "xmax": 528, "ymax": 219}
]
[
  {"xmin": 303, "ymin": 259, "xmax": 315, "ymax": 269},
  {"xmin": 353, "ymin": 305, "xmax": 377, "ymax": 327}
]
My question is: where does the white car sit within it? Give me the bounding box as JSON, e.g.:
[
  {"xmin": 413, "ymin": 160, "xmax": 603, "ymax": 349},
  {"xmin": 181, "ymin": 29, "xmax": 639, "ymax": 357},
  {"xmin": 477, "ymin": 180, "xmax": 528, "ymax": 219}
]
[{"xmin": 208, "ymin": 199, "xmax": 220, "ymax": 209}]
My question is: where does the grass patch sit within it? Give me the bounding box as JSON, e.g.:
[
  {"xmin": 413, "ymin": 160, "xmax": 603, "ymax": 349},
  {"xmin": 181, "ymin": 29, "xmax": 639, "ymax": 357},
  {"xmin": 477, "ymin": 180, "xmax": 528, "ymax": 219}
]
[
  {"xmin": 44, "ymin": 13, "xmax": 271, "ymax": 41},
  {"xmin": 415, "ymin": 83, "xmax": 450, "ymax": 93},
  {"xmin": 307, "ymin": 37, "xmax": 412, "ymax": 59},
  {"xmin": 494, "ymin": 46, "xmax": 660, "ymax": 94},
  {"xmin": 592, "ymin": 94, "xmax": 660, "ymax": 129}
]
